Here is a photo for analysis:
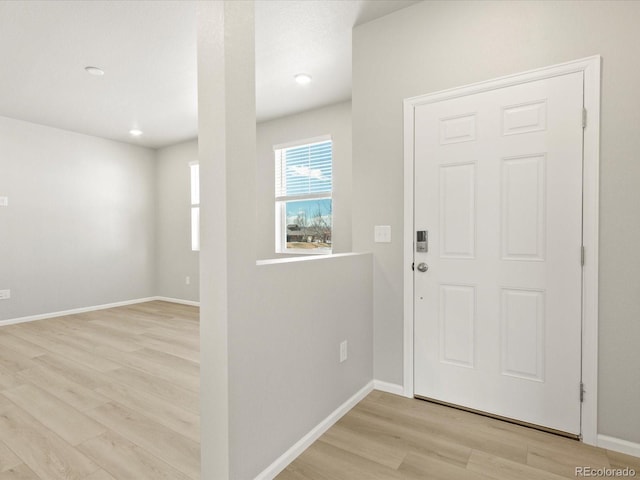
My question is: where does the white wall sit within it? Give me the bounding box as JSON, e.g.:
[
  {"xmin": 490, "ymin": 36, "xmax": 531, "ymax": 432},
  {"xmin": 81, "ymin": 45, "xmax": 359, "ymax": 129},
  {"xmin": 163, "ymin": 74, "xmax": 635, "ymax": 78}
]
[
  {"xmin": 155, "ymin": 139, "xmax": 199, "ymax": 302},
  {"xmin": 198, "ymin": 3, "xmax": 373, "ymax": 479},
  {"xmin": 352, "ymin": 0, "xmax": 640, "ymax": 444},
  {"xmin": 234, "ymin": 254, "xmax": 373, "ymax": 479},
  {"xmin": 256, "ymin": 101, "xmax": 352, "ymax": 259},
  {"xmin": 0, "ymin": 116, "xmax": 156, "ymax": 321}
]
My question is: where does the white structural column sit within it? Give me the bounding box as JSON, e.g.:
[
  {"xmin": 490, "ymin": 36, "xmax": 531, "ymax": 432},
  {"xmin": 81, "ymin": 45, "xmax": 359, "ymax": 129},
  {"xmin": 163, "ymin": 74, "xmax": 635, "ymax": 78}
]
[{"xmin": 197, "ymin": 2, "xmax": 256, "ymax": 479}]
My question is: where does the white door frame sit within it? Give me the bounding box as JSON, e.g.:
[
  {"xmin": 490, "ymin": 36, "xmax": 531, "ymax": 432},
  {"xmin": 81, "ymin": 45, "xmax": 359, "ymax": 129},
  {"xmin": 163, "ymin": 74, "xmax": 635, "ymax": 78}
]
[{"xmin": 403, "ymin": 56, "xmax": 601, "ymax": 445}]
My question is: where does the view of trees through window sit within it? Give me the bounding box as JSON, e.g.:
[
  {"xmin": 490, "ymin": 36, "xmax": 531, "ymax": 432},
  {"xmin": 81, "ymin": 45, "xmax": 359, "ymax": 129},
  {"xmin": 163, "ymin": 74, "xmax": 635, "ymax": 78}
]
[{"xmin": 285, "ymin": 198, "xmax": 332, "ymax": 251}]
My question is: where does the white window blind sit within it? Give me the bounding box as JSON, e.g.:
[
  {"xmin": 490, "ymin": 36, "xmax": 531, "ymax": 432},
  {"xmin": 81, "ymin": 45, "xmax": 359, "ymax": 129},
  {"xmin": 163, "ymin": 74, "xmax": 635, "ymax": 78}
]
[{"xmin": 275, "ymin": 140, "xmax": 332, "ymax": 200}]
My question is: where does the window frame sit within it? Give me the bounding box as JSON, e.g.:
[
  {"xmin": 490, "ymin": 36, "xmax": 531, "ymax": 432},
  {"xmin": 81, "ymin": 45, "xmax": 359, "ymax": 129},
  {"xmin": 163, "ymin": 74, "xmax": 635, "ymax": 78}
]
[{"xmin": 274, "ymin": 135, "xmax": 333, "ymax": 255}]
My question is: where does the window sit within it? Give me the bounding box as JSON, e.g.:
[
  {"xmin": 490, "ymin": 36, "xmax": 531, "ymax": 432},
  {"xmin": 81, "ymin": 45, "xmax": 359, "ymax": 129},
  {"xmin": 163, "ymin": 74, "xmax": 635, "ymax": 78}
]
[
  {"xmin": 190, "ymin": 162, "xmax": 200, "ymax": 251},
  {"xmin": 275, "ymin": 136, "xmax": 332, "ymax": 254}
]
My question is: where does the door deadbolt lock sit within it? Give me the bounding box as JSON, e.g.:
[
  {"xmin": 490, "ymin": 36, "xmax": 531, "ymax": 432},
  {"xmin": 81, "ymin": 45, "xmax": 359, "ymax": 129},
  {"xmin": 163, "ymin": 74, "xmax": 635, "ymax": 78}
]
[
  {"xmin": 416, "ymin": 262, "xmax": 429, "ymax": 273},
  {"xmin": 416, "ymin": 230, "xmax": 428, "ymax": 252}
]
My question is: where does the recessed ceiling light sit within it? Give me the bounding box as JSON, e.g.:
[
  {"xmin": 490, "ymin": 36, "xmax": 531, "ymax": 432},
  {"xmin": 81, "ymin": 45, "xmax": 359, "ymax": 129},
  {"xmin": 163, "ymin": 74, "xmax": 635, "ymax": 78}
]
[
  {"xmin": 129, "ymin": 129, "xmax": 143, "ymax": 137},
  {"xmin": 84, "ymin": 66, "xmax": 104, "ymax": 76},
  {"xmin": 294, "ymin": 73, "xmax": 312, "ymax": 85}
]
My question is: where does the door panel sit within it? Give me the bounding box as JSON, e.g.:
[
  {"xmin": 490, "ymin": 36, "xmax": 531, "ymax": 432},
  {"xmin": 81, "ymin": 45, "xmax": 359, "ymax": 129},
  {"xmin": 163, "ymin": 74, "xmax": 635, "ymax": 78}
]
[{"xmin": 413, "ymin": 72, "xmax": 584, "ymax": 435}]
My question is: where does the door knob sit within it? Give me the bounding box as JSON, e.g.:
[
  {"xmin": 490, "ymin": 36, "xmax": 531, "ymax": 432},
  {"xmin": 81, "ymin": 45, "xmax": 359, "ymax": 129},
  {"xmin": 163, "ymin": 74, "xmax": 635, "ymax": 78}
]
[{"xmin": 416, "ymin": 262, "xmax": 429, "ymax": 272}]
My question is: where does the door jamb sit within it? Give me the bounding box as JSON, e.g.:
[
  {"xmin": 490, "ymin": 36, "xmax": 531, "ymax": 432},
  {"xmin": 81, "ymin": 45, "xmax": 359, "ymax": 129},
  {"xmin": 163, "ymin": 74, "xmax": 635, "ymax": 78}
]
[{"xmin": 402, "ymin": 56, "xmax": 601, "ymax": 445}]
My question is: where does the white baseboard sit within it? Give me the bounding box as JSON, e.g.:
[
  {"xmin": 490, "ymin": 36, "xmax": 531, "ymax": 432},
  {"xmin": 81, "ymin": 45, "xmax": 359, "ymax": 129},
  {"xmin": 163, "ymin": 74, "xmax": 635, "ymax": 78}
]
[
  {"xmin": 0, "ymin": 297, "xmax": 158, "ymax": 327},
  {"xmin": 254, "ymin": 380, "xmax": 375, "ymax": 480},
  {"xmin": 373, "ymin": 380, "xmax": 404, "ymax": 396},
  {"xmin": 0, "ymin": 296, "xmax": 199, "ymax": 327},
  {"xmin": 598, "ymin": 434, "xmax": 640, "ymax": 458},
  {"xmin": 154, "ymin": 296, "xmax": 200, "ymax": 307}
]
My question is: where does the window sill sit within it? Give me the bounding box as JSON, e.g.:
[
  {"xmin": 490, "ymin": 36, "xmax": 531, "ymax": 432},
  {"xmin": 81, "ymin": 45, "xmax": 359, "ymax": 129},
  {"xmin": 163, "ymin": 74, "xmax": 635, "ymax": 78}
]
[
  {"xmin": 256, "ymin": 252, "xmax": 369, "ymax": 266},
  {"xmin": 276, "ymin": 248, "xmax": 332, "ymax": 256}
]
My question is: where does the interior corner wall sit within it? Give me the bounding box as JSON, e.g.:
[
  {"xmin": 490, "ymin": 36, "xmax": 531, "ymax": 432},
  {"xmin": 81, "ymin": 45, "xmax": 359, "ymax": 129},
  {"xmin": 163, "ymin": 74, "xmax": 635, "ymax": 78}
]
[
  {"xmin": 155, "ymin": 138, "xmax": 199, "ymax": 302},
  {"xmin": 256, "ymin": 101, "xmax": 352, "ymax": 259},
  {"xmin": 0, "ymin": 116, "xmax": 156, "ymax": 321},
  {"xmin": 352, "ymin": 0, "xmax": 640, "ymax": 444}
]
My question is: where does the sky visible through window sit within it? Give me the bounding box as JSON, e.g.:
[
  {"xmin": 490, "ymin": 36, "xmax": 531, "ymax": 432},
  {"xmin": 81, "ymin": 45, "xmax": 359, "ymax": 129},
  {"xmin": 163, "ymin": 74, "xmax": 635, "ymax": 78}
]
[{"xmin": 285, "ymin": 198, "xmax": 332, "ymax": 227}]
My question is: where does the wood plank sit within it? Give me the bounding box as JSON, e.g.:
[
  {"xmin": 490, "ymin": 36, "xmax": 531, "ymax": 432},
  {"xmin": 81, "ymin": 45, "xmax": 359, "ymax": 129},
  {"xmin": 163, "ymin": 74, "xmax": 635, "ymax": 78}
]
[
  {"xmin": 85, "ymin": 402, "xmax": 200, "ymax": 479},
  {"xmin": 78, "ymin": 431, "xmax": 193, "ymax": 480},
  {"xmin": 82, "ymin": 468, "xmax": 118, "ymax": 480},
  {"xmin": 61, "ymin": 324, "xmax": 142, "ymax": 353},
  {"xmin": 0, "ymin": 365, "xmax": 23, "ymax": 390},
  {"xmin": 31, "ymin": 354, "xmax": 109, "ymax": 390},
  {"xmin": 87, "ymin": 315, "xmax": 151, "ymax": 336},
  {"xmin": 398, "ymin": 449, "xmax": 495, "ymax": 480},
  {"xmin": 112, "ymin": 304, "xmax": 175, "ymax": 319},
  {"xmin": 527, "ymin": 442, "xmax": 610, "ymax": 478},
  {"xmin": 0, "ymin": 344, "xmax": 38, "ymax": 374},
  {"xmin": 0, "ymin": 440, "xmax": 22, "ymax": 472},
  {"xmin": 132, "ymin": 347, "xmax": 200, "ymax": 377},
  {"xmin": 33, "ymin": 317, "xmax": 142, "ymax": 353},
  {"xmin": 8, "ymin": 328, "xmax": 121, "ymax": 373},
  {"xmin": 104, "ymin": 367, "xmax": 199, "ymax": 414},
  {"xmin": 3, "ymin": 383, "xmax": 106, "ymax": 446},
  {"xmin": 318, "ymin": 420, "xmax": 407, "ymax": 469},
  {"xmin": 16, "ymin": 366, "xmax": 109, "ymax": 412},
  {"xmin": 338, "ymin": 406, "xmax": 472, "ymax": 468},
  {"xmin": 0, "ymin": 405, "xmax": 98, "ymax": 480},
  {"xmin": 467, "ymin": 449, "xmax": 568, "ymax": 480},
  {"xmin": 281, "ymin": 439, "xmax": 403, "ymax": 480},
  {"xmin": 606, "ymin": 449, "xmax": 640, "ymax": 472},
  {"xmin": 271, "ymin": 468, "xmax": 308, "ymax": 480},
  {"xmin": 131, "ymin": 333, "xmax": 200, "ymax": 364},
  {"xmin": 0, "ymin": 464, "xmax": 39, "ymax": 480},
  {"xmin": 94, "ymin": 346, "xmax": 199, "ymax": 392},
  {"xmin": 0, "ymin": 333, "xmax": 46, "ymax": 358},
  {"xmin": 95, "ymin": 382, "xmax": 200, "ymax": 442},
  {"xmin": 357, "ymin": 395, "xmax": 528, "ymax": 463},
  {"xmin": 144, "ymin": 327, "xmax": 200, "ymax": 350},
  {"xmin": 0, "ymin": 394, "xmax": 11, "ymax": 412}
]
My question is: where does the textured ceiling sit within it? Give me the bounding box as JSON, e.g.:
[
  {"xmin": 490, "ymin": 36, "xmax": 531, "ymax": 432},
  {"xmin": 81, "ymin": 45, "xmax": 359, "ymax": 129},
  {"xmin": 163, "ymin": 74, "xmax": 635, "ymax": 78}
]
[
  {"xmin": 0, "ymin": 0, "xmax": 419, "ymax": 149},
  {"xmin": 255, "ymin": 0, "xmax": 421, "ymax": 123}
]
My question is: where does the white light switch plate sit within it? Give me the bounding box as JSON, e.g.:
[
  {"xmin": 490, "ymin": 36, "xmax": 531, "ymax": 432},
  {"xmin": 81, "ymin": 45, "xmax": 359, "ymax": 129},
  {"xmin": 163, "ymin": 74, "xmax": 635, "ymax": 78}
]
[
  {"xmin": 0, "ymin": 197, "xmax": 8, "ymax": 207},
  {"xmin": 374, "ymin": 225, "xmax": 391, "ymax": 243},
  {"xmin": 0, "ymin": 290, "xmax": 10, "ymax": 300},
  {"xmin": 340, "ymin": 340, "xmax": 348, "ymax": 363}
]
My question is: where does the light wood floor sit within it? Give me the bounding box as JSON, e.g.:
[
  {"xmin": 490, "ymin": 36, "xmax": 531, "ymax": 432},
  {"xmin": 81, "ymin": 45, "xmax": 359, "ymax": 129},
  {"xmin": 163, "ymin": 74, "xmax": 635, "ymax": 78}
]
[
  {"xmin": 277, "ymin": 390, "xmax": 640, "ymax": 480},
  {"xmin": 2, "ymin": 302, "xmax": 639, "ymax": 479},
  {"xmin": 0, "ymin": 300, "xmax": 200, "ymax": 480}
]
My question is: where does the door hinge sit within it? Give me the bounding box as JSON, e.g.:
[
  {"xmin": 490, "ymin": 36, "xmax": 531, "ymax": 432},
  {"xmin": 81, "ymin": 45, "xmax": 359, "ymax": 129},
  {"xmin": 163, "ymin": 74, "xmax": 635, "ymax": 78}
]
[
  {"xmin": 411, "ymin": 262, "xmax": 415, "ymax": 271},
  {"xmin": 580, "ymin": 382, "xmax": 585, "ymax": 403},
  {"xmin": 581, "ymin": 246, "xmax": 585, "ymax": 266},
  {"xmin": 582, "ymin": 108, "xmax": 587, "ymax": 129}
]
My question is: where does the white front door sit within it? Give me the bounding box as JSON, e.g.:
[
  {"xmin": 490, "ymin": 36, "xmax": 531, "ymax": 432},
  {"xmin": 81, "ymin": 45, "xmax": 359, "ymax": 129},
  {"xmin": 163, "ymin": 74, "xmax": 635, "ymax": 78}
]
[{"xmin": 413, "ymin": 72, "xmax": 584, "ymax": 435}]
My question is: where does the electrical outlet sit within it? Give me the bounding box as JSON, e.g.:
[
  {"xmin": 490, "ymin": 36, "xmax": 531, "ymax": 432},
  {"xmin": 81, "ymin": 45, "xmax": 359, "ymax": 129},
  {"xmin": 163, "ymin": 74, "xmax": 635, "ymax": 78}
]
[
  {"xmin": 0, "ymin": 197, "xmax": 8, "ymax": 207},
  {"xmin": 185, "ymin": 276, "xmax": 191, "ymax": 285},
  {"xmin": 340, "ymin": 340, "xmax": 348, "ymax": 363},
  {"xmin": 0, "ymin": 290, "xmax": 10, "ymax": 300}
]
